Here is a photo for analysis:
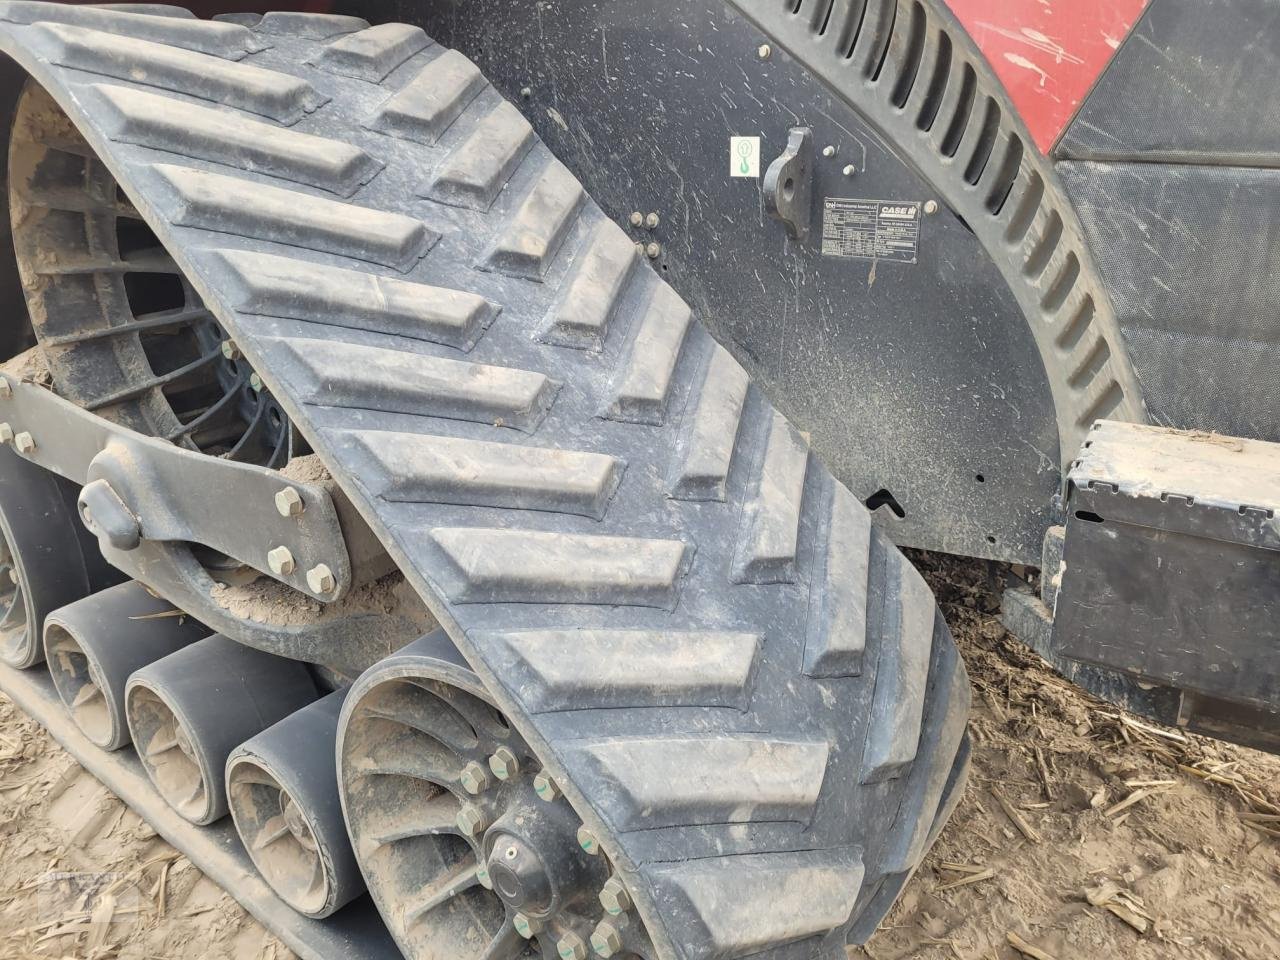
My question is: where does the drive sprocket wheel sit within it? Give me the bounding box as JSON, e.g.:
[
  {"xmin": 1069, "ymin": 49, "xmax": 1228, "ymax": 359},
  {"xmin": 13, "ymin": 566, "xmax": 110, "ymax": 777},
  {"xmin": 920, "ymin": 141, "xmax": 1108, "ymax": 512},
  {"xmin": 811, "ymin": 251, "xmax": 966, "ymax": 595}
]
[{"xmin": 339, "ymin": 634, "xmax": 655, "ymax": 960}]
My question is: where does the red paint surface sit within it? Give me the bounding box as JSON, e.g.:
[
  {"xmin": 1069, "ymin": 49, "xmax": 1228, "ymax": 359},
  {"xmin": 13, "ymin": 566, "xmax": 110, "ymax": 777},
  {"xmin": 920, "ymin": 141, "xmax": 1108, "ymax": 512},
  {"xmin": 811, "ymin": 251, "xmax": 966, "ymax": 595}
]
[{"xmin": 944, "ymin": 0, "xmax": 1149, "ymax": 153}]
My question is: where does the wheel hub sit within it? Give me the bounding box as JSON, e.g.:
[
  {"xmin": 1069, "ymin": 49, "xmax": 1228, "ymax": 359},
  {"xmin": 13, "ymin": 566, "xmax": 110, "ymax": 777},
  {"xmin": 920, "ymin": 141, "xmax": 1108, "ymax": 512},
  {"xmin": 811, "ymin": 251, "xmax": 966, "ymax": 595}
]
[{"xmin": 486, "ymin": 833, "xmax": 556, "ymax": 914}]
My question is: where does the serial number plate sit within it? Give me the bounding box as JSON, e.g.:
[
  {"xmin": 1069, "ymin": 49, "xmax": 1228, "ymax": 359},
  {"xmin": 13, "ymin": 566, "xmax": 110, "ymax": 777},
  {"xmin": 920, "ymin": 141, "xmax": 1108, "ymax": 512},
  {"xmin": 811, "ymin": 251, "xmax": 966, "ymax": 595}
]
[{"xmin": 821, "ymin": 198, "xmax": 921, "ymax": 264}]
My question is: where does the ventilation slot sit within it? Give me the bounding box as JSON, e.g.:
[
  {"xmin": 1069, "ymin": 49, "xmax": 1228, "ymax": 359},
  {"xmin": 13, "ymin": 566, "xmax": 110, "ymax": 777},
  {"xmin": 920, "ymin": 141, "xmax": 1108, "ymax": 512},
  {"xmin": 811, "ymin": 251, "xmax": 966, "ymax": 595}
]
[
  {"xmin": 1041, "ymin": 251, "xmax": 1079, "ymax": 313},
  {"xmin": 890, "ymin": 3, "xmax": 926, "ymax": 108},
  {"xmin": 939, "ymin": 63, "xmax": 976, "ymax": 158},
  {"xmin": 1055, "ymin": 294, "xmax": 1094, "ymax": 351},
  {"xmin": 810, "ymin": 0, "xmax": 837, "ymax": 33},
  {"xmin": 862, "ymin": 0, "xmax": 898, "ymax": 79},
  {"xmin": 1022, "ymin": 210, "xmax": 1062, "ymax": 279},
  {"xmin": 984, "ymin": 134, "xmax": 1023, "ymax": 215},
  {"xmin": 915, "ymin": 28, "xmax": 951, "ymax": 131},
  {"xmin": 1003, "ymin": 170, "xmax": 1043, "ymax": 245},
  {"xmin": 1079, "ymin": 381, "xmax": 1124, "ymax": 427},
  {"xmin": 839, "ymin": 0, "xmax": 872, "ymax": 58},
  {"xmin": 865, "ymin": 488, "xmax": 905, "ymax": 518},
  {"xmin": 1067, "ymin": 338, "xmax": 1111, "ymax": 389},
  {"xmin": 962, "ymin": 97, "xmax": 1000, "ymax": 185}
]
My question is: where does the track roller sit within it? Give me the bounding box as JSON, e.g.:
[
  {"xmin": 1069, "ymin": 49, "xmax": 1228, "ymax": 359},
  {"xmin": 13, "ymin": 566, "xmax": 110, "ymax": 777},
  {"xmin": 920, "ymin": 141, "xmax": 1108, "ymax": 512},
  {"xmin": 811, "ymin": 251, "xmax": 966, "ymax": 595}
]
[
  {"xmin": 0, "ymin": 445, "xmax": 117, "ymax": 668},
  {"xmin": 338, "ymin": 633, "xmax": 654, "ymax": 960},
  {"xmin": 226, "ymin": 690, "xmax": 364, "ymax": 919},
  {"xmin": 44, "ymin": 581, "xmax": 208, "ymax": 750},
  {"xmin": 126, "ymin": 634, "xmax": 316, "ymax": 824}
]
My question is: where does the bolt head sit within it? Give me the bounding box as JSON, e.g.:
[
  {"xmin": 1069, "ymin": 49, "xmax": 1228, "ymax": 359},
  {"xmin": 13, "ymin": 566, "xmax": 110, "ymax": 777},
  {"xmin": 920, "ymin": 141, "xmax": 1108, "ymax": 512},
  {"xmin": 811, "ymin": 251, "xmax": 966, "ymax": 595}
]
[
  {"xmin": 274, "ymin": 486, "xmax": 304, "ymax": 518},
  {"xmin": 629, "ymin": 211, "xmax": 644, "ymax": 227},
  {"xmin": 520, "ymin": 86, "xmax": 533, "ymax": 98},
  {"xmin": 13, "ymin": 432, "xmax": 35, "ymax": 455},
  {"xmin": 822, "ymin": 145, "xmax": 837, "ymax": 158},
  {"xmin": 576, "ymin": 826, "xmax": 600, "ymax": 856},
  {"xmin": 306, "ymin": 563, "xmax": 336, "ymax": 595},
  {"xmin": 456, "ymin": 804, "xmax": 489, "ymax": 836},
  {"xmin": 513, "ymin": 912, "xmax": 543, "ymax": 938},
  {"xmin": 757, "ymin": 43, "xmax": 772, "ymax": 60},
  {"xmin": 645, "ymin": 242, "xmax": 662, "ymax": 260},
  {"xmin": 8, "ymin": 568, "xmax": 19, "ymax": 586},
  {"xmin": 842, "ymin": 164, "xmax": 857, "ymax": 177},
  {"xmin": 557, "ymin": 932, "xmax": 588, "ymax": 960},
  {"xmin": 533, "ymin": 772, "xmax": 560, "ymax": 802},
  {"xmin": 599, "ymin": 876, "xmax": 632, "ymax": 916},
  {"xmin": 266, "ymin": 545, "xmax": 296, "ymax": 577},
  {"xmin": 645, "ymin": 212, "xmax": 660, "ymax": 230},
  {"xmin": 590, "ymin": 922, "xmax": 623, "ymax": 958},
  {"xmin": 924, "ymin": 199, "xmax": 939, "ymax": 215},
  {"xmin": 249, "ymin": 372, "xmax": 264, "ymax": 392},
  {"xmin": 0, "ymin": 376, "xmax": 11, "ymax": 399},
  {"xmin": 488, "ymin": 745, "xmax": 520, "ymax": 781},
  {"xmin": 460, "ymin": 761, "xmax": 491, "ymax": 795},
  {"xmin": 220, "ymin": 340, "xmax": 241, "ymax": 361},
  {"xmin": 0, "ymin": 423, "xmax": 13, "ymax": 445}
]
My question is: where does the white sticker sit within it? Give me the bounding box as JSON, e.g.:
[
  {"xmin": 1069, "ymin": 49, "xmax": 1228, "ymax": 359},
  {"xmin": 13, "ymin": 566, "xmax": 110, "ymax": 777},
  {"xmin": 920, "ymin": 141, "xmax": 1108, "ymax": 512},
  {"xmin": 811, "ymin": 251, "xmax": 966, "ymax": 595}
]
[{"xmin": 730, "ymin": 136, "xmax": 761, "ymax": 178}]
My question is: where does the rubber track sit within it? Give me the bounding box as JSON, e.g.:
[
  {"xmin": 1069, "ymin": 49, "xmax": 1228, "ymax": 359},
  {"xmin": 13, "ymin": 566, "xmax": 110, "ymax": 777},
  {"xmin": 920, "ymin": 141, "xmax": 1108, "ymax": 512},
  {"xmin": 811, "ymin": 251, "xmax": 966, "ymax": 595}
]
[{"xmin": 0, "ymin": 6, "xmax": 969, "ymax": 958}]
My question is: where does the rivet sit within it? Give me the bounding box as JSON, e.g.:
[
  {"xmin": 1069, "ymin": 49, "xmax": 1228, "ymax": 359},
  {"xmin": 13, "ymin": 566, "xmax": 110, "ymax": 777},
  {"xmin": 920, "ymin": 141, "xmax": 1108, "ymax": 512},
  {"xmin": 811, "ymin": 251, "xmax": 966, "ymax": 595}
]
[
  {"xmin": 306, "ymin": 563, "xmax": 336, "ymax": 595},
  {"xmin": 488, "ymin": 745, "xmax": 520, "ymax": 781},
  {"xmin": 590, "ymin": 921, "xmax": 623, "ymax": 958},
  {"xmin": 599, "ymin": 875, "xmax": 632, "ymax": 915},
  {"xmin": 533, "ymin": 771, "xmax": 560, "ymax": 802},
  {"xmin": 645, "ymin": 212, "xmax": 660, "ymax": 230},
  {"xmin": 757, "ymin": 43, "xmax": 772, "ymax": 60},
  {"xmin": 13, "ymin": 432, "xmax": 35, "ymax": 456},
  {"xmin": 220, "ymin": 340, "xmax": 241, "ymax": 361},
  {"xmin": 0, "ymin": 423, "xmax": 13, "ymax": 445},
  {"xmin": 822, "ymin": 145, "xmax": 837, "ymax": 158},
  {"xmin": 274, "ymin": 486, "xmax": 304, "ymax": 518},
  {"xmin": 842, "ymin": 164, "xmax": 857, "ymax": 177},
  {"xmin": 577, "ymin": 826, "xmax": 600, "ymax": 856},
  {"xmin": 514, "ymin": 913, "xmax": 543, "ymax": 938},
  {"xmin": 460, "ymin": 760, "xmax": 491, "ymax": 795},
  {"xmin": 267, "ymin": 545, "xmax": 296, "ymax": 577},
  {"xmin": 456, "ymin": 803, "xmax": 490, "ymax": 837},
  {"xmin": 645, "ymin": 242, "xmax": 662, "ymax": 260},
  {"xmin": 629, "ymin": 211, "xmax": 644, "ymax": 228},
  {"xmin": 557, "ymin": 931, "xmax": 588, "ymax": 960},
  {"xmin": 249, "ymin": 372, "xmax": 264, "ymax": 392},
  {"xmin": 924, "ymin": 199, "xmax": 939, "ymax": 215}
]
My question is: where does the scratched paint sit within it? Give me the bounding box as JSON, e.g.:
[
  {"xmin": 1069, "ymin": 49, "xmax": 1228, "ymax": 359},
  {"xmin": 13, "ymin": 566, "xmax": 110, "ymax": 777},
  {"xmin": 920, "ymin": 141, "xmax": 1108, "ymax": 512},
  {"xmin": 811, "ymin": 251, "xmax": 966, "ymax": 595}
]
[{"xmin": 945, "ymin": 0, "xmax": 1149, "ymax": 153}]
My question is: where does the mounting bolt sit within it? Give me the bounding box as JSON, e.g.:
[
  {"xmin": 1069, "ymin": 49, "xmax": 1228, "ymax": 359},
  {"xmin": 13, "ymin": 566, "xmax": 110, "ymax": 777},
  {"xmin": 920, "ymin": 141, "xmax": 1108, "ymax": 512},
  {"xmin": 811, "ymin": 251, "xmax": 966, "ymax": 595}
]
[
  {"xmin": 645, "ymin": 212, "xmax": 660, "ymax": 230},
  {"xmin": 456, "ymin": 803, "xmax": 490, "ymax": 836},
  {"xmin": 629, "ymin": 211, "xmax": 644, "ymax": 228},
  {"xmin": 7, "ymin": 568, "xmax": 18, "ymax": 586},
  {"xmin": 0, "ymin": 423, "xmax": 13, "ymax": 445},
  {"xmin": 822, "ymin": 145, "xmax": 837, "ymax": 158},
  {"xmin": 513, "ymin": 913, "xmax": 543, "ymax": 938},
  {"xmin": 249, "ymin": 372, "xmax": 264, "ymax": 392},
  {"xmin": 590, "ymin": 921, "xmax": 623, "ymax": 958},
  {"xmin": 757, "ymin": 43, "xmax": 772, "ymax": 60},
  {"xmin": 306, "ymin": 563, "xmax": 336, "ymax": 595},
  {"xmin": 220, "ymin": 340, "xmax": 241, "ymax": 361},
  {"xmin": 924, "ymin": 199, "xmax": 939, "ymax": 215},
  {"xmin": 576, "ymin": 826, "xmax": 600, "ymax": 856},
  {"xmin": 599, "ymin": 876, "xmax": 632, "ymax": 915},
  {"xmin": 13, "ymin": 432, "xmax": 35, "ymax": 456},
  {"xmin": 557, "ymin": 931, "xmax": 588, "ymax": 960},
  {"xmin": 459, "ymin": 761, "xmax": 491, "ymax": 795},
  {"xmin": 533, "ymin": 771, "xmax": 560, "ymax": 802},
  {"xmin": 842, "ymin": 164, "xmax": 857, "ymax": 177},
  {"xmin": 274, "ymin": 486, "xmax": 304, "ymax": 518},
  {"xmin": 267, "ymin": 545, "xmax": 296, "ymax": 577},
  {"xmin": 488, "ymin": 745, "xmax": 520, "ymax": 781},
  {"xmin": 0, "ymin": 376, "xmax": 11, "ymax": 399},
  {"xmin": 520, "ymin": 86, "xmax": 533, "ymax": 98},
  {"xmin": 476, "ymin": 865, "xmax": 493, "ymax": 889},
  {"xmin": 645, "ymin": 242, "xmax": 662, "ymax": 260}
]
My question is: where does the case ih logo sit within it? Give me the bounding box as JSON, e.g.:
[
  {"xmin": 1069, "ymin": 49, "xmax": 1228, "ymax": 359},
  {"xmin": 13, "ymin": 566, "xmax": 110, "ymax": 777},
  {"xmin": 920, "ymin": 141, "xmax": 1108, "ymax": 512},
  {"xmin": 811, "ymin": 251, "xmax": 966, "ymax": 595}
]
[{"xmin": 881, "ymin": 204, "xmax": 918, "ymax": 219}]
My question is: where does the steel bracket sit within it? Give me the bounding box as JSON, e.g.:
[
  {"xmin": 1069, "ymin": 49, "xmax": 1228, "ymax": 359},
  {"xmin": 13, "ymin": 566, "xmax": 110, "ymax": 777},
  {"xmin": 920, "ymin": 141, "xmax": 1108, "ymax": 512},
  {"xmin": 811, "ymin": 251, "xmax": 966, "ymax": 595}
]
[
  {"xmin": 0, "ymin": 375, "xmax": 355, "ymax": 601},
  {"xmin": 763, "ymin": 126, "xmax": 814, "ymax": 241}
]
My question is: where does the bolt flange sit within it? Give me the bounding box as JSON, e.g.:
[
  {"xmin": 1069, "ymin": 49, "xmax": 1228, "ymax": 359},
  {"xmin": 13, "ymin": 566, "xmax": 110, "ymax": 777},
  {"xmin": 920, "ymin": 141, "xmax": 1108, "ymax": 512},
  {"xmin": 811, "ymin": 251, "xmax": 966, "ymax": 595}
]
[
  {"xmin": 488, "ymin": 745, "xmax": 520, "ymax": 781},
  {"xmin": 599, "ymin": 875, "xmax": 632, "ymax": 915},
  {"xmin": 267, "ymin": 545, "xmax": 296, "ymax": 576},
  {"xmin": 460, "ymin": 761, "xmax": 491, "ymax": 795}
]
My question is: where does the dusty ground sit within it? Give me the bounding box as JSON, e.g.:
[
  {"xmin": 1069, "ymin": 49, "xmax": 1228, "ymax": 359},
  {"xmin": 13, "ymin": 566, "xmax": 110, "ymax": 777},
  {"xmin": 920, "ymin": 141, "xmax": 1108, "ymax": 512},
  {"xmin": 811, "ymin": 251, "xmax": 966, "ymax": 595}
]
[{"xmin": 0, "ymin": 557, "xmax": 1277, "ymax": 960}]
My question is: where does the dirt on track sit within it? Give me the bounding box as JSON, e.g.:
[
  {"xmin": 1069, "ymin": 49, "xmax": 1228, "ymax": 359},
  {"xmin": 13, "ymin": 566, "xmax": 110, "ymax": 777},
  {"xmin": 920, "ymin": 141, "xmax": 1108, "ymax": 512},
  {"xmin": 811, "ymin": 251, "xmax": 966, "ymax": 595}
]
[{"xmin": 0, "ymin": 556, "xmax": 1277, "ymax": 960}]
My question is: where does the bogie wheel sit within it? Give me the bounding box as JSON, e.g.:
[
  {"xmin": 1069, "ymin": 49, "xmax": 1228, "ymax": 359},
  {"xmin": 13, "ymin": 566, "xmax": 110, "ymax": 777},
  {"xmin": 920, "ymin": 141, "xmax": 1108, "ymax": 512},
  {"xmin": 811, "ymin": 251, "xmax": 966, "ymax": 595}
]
[{"xmin": 339, "ymin": 633, "xmax": 655, "ymax": 960}]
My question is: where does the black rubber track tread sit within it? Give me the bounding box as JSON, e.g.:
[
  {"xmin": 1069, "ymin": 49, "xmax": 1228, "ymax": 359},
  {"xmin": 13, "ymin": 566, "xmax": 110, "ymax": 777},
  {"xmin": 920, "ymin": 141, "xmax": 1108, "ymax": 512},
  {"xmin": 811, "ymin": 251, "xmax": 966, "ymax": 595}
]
[{"xmin": 0, "ymin": 7, "xmax": 969, "ymax": 958}]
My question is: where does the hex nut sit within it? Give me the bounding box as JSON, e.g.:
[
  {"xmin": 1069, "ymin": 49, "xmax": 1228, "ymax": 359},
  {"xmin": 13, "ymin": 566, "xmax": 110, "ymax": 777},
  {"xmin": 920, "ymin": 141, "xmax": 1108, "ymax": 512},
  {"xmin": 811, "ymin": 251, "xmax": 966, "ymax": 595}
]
[
  {"xmin": 533, "ymin": 771, "xmax": 560, "ymax": 802},
  {"xmin": 456, "ymin": 804, "xmax": 490, "ymax": 837},
  {"xmin": 513, "ymin": 913, "xmax": 543, "ymax": 938},
  {"xmin": 275, "ymin": 486, "xmax": 304, "ymax": 518},
  {"xmin": 590, "ymin": 921, "xmax": 623, "ymax": 958},
  {"xmin": 576, "ymin": 826, "xmax": 600, "ymax": 855},
  {"xmin": 460, "ymin": 761, "xmax": 491, "ymax": 795},
  {"xmin": 557, "ymin": 931, "xmax": 588, "ymax": 960},
  {"xmin": 13, "ymin": 432, "xmax": 35, "ymax": 455},
  {"xmin": 267, "ymin": 546, "xmax": 296, "ymax": 577},
  {"xmin": 306, "ymin": 563, "xmax": 336, "ymax": 595},
  {"xmin": 0, "ymin": 423, "xmax": 13, "ymax": 444},
  {"xmin": 220, "ymin": 340, "xmax": 241, "ymax": 361},
  {"xmin": 0, "ymin": 376, "xmax": 11, "ymax": 398},
  {"xmin": 488, "ymin": 745, "xmax": 520, "ymax": 781},
  {"xmin": 599, "ymin": 876, "xmax": 632, "ymax": 916}
]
